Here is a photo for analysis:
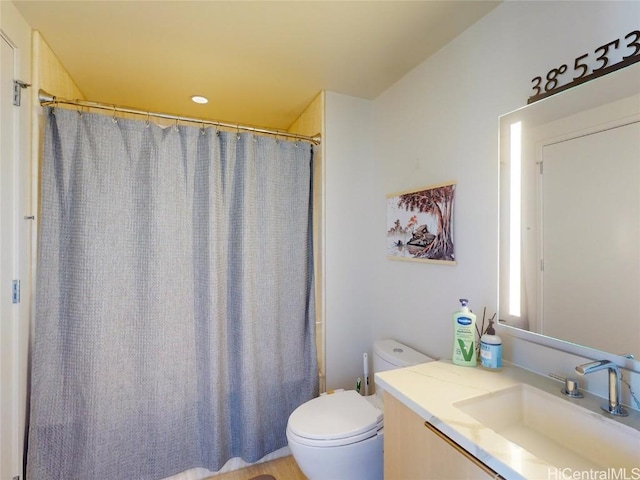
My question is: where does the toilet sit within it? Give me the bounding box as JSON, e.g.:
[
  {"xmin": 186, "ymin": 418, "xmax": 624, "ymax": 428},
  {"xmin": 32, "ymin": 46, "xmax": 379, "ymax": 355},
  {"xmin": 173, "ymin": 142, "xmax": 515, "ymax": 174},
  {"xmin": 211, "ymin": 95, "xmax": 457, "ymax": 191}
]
[{"xmin": 286, "ymin": 339, "xmax": 434, "ymax": 480}]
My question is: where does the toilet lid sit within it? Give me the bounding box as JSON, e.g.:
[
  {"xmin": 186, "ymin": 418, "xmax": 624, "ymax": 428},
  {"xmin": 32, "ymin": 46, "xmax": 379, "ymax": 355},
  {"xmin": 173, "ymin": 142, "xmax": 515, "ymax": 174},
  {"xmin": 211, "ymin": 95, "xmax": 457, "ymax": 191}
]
[{"xmin": 287, "ymin": 390, "xmax": 383, "ymax": 447}]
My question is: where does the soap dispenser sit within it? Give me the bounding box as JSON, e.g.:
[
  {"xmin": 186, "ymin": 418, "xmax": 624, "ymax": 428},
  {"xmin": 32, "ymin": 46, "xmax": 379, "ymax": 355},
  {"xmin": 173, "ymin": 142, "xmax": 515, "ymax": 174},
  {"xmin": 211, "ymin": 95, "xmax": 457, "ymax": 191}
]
[{"xmin": 480, "ymin": 319, "xmax": 502, "ymax": 370}]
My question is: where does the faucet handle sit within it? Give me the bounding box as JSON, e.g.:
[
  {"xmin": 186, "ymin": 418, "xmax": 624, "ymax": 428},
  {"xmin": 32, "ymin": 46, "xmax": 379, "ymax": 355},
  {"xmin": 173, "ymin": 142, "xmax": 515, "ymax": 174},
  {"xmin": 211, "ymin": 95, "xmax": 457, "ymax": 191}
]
[
  {"xmin": 562, "ymin": 378, "xmax": 584, "ymax": 398},
  {"xmin": 549, "ymin": 373, "xmax": 584, "ymax": 398}
]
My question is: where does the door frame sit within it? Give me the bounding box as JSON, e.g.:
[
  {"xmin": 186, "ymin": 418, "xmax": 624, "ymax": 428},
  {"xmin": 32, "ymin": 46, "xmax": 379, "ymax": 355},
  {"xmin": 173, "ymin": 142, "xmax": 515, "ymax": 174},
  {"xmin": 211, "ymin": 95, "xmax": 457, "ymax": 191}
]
[{"xmin": 1, "ymin": 4, "xmax": 32, "ymax": 479}]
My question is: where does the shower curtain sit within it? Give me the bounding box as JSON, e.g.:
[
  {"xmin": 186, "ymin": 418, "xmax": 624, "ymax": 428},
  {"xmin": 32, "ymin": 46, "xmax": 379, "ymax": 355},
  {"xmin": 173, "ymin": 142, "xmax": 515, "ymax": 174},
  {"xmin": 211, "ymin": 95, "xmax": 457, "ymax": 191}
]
[{"xmin": 27, "ymin": 108, "xmax": 318, "ymax": 480}]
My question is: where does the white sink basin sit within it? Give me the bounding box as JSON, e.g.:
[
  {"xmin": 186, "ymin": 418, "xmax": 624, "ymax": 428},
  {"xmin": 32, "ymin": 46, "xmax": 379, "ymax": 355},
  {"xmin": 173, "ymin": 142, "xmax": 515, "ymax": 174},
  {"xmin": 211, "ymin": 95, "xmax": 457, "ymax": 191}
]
[{"xmin": 454, "ymin": 384, "xmax": 640, "ymax": 470}]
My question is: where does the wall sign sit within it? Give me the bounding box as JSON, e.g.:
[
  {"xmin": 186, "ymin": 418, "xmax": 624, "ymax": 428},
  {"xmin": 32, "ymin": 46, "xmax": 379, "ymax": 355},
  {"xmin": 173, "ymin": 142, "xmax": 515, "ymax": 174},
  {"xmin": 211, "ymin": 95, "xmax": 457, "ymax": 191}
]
[{"xmin": 528, "ymin": 30, "xmax": 640, "ymax": 104}]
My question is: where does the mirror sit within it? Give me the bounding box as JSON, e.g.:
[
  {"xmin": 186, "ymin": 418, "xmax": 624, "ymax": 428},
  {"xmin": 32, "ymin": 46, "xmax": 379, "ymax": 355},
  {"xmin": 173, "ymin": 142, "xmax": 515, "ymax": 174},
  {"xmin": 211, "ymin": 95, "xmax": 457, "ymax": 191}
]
[{"xmin": 499, "ymin": 62, "xmax": 640, "ymax": 371}]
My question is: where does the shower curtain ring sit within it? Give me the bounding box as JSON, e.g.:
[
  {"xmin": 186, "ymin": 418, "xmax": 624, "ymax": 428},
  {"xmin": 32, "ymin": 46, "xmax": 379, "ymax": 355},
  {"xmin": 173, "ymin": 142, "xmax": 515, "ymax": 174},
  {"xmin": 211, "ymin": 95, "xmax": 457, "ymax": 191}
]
[
  {"xmin": 145, "ymin": 112, "xmax": 150, "ymax": 128},
  {"xmin": 174, "ymin": 118, "xmax": 179, "ymax": 132},
  {"xmin": 111, "ymin": 105, "xmax": 118, "ymax": 123}
]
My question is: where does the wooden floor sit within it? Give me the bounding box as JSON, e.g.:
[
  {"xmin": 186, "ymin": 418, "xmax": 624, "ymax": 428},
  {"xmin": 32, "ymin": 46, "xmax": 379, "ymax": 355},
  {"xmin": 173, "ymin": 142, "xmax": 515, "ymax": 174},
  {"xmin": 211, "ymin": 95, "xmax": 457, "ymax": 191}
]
[{"xmin": 206, "ymin": 455, "xmax": 307, "ymax": 480}]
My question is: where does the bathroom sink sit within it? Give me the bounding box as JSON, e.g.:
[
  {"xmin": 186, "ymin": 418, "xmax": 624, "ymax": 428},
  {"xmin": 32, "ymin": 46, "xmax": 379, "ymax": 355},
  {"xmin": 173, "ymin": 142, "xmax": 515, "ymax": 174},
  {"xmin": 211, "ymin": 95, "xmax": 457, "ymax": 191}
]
[{"xmin": 454, "ymin": 384, "xmax": 640, "ymax": 470}]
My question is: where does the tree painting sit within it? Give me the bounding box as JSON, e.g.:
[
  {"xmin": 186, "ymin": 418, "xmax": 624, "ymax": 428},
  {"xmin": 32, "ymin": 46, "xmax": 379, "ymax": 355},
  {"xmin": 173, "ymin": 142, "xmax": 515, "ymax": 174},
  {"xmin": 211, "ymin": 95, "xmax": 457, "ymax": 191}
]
[{"xmin": 386, "ymin": 182, "xmax": 456, "ymax": 264}]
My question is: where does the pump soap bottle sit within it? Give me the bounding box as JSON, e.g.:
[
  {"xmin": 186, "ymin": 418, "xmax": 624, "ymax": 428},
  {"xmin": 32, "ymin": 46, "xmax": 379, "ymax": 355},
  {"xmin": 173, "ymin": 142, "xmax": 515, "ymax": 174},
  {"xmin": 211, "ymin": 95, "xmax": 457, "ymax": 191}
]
[
  {"xmin": 452, "ymin": 298, "xmax": 477, "ymax": 367},
  {"xmin": 480, "ymin": 319, "xmax": 502, "ymax": 370}
]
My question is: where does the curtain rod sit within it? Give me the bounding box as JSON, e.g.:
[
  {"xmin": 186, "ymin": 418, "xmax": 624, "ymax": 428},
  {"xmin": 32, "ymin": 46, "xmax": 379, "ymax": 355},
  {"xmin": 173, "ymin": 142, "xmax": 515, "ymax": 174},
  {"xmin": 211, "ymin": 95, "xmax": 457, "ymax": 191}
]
[{"xmin": 38, "ymin": 90, "xmax": 321, "ymax": 146}]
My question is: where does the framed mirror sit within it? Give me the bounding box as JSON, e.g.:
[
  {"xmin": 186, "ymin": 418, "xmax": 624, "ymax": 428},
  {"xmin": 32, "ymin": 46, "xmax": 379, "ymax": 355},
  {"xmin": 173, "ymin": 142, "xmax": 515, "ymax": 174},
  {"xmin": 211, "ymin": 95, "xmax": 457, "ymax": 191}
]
[{"xmin": 498, "ymin": 61, "xmax": 640, "ymax": 372}]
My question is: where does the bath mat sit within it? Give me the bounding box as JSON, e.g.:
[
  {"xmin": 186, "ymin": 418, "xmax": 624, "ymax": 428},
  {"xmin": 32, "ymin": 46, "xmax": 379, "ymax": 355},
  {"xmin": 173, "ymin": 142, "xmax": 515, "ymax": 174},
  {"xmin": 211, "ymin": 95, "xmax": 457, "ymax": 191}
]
[{"xmin": 248, "ymin": 476, "xmax": 276, "ymax": 480}]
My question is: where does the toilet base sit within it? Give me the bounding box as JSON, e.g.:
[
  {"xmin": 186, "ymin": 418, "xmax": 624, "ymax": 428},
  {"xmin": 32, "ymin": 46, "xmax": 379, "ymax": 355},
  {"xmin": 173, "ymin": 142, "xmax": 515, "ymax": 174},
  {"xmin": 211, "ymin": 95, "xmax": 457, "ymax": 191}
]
[{"xmin": 287, "ymin": 428, "xmax": 383, "ymax": 480}]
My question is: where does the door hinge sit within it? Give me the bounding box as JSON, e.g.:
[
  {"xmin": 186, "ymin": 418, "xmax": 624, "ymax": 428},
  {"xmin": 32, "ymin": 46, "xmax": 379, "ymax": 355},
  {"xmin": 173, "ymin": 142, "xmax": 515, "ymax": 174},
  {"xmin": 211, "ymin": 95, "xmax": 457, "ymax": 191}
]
[
  {"xmin": 13, "ymin": 476, "xmax": 20, "ymax": 480},
  {"xmin": 12, "ymin": 280, "xmax": 20, "ymax": 304},
  {"xmin": 539, "ymin": 161, "xmax": 544, "ymax": 174},
  {"xmin": 540, "ymin": 259, "xmax": 544, "ymax": 272},
  {"xmin": 13, "ymin": 80, "xmax": 31, "ymax": 106}
]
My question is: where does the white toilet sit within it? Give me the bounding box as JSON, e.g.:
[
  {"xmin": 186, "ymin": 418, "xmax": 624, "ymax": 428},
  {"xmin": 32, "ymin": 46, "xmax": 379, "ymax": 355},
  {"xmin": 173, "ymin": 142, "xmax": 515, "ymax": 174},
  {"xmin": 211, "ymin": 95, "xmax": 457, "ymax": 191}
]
[{"xmin": 286, "ymin": 339, "xmax": 434, "ymax": 480}]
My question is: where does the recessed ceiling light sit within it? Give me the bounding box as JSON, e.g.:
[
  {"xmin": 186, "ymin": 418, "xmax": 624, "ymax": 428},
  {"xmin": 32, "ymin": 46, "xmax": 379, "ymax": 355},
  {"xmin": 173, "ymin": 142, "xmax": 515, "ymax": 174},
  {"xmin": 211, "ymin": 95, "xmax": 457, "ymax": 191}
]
[{"xmin": 191, "ymin": 95, "xmax": 208, "ymax": 104}]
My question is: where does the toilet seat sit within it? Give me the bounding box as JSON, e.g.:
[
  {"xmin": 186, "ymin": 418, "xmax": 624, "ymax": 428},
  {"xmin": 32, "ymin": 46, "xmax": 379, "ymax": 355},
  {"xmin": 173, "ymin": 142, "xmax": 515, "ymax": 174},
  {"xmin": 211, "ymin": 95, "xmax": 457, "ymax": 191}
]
[{"xmin": 287, "ymin": 390, "xmax": 383, "ymax": 447}]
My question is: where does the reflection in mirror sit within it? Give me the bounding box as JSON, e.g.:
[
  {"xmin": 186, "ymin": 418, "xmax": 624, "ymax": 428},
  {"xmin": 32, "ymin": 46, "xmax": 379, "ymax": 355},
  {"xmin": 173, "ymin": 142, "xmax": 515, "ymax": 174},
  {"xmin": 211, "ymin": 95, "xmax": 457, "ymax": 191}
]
[{"xmin": 499, "ymin": 62, "xmax": 640, "ymax": 369}]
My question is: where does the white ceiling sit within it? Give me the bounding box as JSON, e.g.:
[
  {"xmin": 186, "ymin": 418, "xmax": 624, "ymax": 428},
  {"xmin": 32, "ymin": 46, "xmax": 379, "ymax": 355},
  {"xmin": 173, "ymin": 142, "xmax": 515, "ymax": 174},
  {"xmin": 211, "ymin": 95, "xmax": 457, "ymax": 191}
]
[{"xmin": 14, "ymin": 1, "xmax": 500, "ymax": 130}]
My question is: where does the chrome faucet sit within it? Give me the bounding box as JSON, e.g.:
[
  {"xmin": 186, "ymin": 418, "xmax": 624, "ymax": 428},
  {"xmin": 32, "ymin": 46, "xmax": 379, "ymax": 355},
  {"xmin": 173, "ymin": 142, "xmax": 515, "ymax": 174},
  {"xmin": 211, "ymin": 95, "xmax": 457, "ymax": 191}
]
[{"xmin": 575, "ymin": 360, "xmax": 628, "ymax": 417}]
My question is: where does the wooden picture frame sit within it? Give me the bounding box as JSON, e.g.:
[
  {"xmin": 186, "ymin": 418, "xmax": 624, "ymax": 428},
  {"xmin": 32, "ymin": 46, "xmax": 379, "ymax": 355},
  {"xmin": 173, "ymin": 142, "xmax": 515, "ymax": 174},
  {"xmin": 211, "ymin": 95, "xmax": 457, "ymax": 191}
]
[{"xmin": 386, "ymin": 181, "xmax": 456, "ymax": 264}]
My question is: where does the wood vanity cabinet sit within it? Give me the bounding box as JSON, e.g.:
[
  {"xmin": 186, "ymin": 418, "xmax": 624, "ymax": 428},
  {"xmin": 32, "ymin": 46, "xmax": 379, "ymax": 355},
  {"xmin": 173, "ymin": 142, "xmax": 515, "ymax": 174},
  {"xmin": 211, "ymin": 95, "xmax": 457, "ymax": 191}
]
[{"xmin": 383, "ymin": 392, "xmax": 501, "ymax": 480}]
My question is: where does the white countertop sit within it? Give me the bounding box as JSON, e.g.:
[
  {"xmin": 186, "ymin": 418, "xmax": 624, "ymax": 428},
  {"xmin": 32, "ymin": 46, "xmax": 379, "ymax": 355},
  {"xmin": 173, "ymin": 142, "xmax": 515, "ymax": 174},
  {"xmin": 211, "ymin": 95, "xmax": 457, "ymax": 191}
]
[{"xmin": 375, "ymin": 360, "xmax": 640, "ymax": 480}]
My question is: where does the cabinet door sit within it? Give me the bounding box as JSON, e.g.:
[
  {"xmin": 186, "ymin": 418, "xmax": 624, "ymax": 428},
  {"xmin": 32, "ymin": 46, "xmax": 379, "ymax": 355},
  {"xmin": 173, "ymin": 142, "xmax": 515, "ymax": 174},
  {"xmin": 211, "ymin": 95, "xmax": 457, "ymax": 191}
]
[{"xmin": 383, "ymin": 392, "xmax": 500, "ymax": 480}]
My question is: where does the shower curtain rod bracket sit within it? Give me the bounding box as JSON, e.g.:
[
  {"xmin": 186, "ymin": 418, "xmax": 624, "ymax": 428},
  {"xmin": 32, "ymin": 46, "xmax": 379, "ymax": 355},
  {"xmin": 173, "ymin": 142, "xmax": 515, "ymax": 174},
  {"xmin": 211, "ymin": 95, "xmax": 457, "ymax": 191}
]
[{"xmin": 39, "ymin": 89, "xmax": 56, "ymax": 104}]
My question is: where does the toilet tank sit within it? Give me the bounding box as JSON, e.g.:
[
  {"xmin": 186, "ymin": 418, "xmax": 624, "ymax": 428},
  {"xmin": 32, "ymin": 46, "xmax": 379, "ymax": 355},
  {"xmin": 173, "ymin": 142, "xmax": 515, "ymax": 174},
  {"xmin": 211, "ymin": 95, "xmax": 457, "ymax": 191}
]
[{"xmin": 373, "ymin": 339, "xmax": 433, "ymax": 374}]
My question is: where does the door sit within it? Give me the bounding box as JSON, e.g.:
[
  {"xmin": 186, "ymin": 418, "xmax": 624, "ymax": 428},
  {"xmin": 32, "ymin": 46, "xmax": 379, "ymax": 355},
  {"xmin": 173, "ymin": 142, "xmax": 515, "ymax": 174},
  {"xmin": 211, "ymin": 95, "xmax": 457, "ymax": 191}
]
[{"xmin": 1, "ymin": 4, "xmax": 32, "ymax": 479}]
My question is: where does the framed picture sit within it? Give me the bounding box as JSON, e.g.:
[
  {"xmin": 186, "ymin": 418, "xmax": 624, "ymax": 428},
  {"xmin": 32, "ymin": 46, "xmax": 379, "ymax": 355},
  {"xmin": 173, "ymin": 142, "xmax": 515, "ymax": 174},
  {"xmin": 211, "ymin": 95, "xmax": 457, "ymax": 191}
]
[{"xmin": 386, "ymin": 181, "xmax": 456, "ymax": 264}]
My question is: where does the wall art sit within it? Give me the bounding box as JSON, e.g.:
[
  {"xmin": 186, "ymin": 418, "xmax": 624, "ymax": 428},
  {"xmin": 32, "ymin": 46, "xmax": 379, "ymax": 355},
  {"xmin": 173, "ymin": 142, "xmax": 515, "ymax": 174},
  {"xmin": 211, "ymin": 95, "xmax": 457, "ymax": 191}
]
[{"xmin": 386, "ymin": 181, "xmax": 456, "ymax": 264}]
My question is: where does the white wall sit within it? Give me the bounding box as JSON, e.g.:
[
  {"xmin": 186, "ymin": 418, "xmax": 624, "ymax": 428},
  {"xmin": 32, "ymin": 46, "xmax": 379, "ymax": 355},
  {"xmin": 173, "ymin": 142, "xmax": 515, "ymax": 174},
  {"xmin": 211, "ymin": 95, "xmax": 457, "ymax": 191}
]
[
  {"xmin": 324, "ymin": 1, "xmax": 640, "ymax": 397},
  {"xmin": 324, "ymin": 92, "xmax": 376, "ymax": 390}
]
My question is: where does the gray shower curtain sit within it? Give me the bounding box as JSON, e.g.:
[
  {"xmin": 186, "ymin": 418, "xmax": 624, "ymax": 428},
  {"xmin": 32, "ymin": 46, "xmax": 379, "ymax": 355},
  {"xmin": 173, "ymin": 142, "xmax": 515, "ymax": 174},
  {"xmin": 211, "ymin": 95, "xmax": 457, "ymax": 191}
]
[{"xmin": 27, "ymin": 108, "xmax": 318, "ymax": 480}]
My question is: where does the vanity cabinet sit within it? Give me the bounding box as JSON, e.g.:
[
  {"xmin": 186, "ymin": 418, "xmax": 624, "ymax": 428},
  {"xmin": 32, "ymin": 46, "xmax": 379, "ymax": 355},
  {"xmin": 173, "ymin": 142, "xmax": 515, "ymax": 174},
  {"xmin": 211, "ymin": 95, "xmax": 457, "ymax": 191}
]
[{"xmin": 383, "ymin": 392, "xmax": 501, "ymax": 480}]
